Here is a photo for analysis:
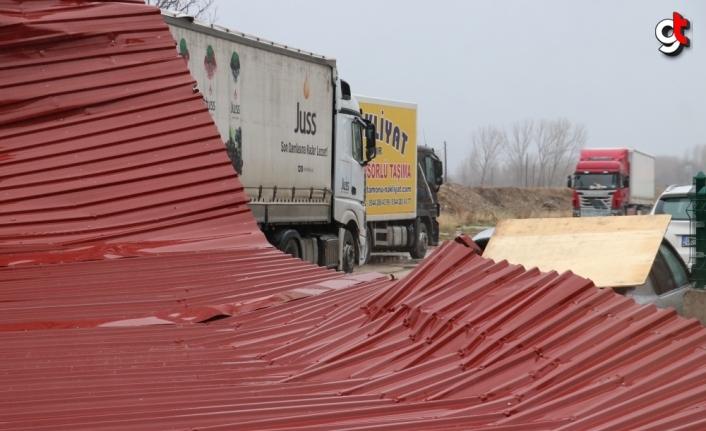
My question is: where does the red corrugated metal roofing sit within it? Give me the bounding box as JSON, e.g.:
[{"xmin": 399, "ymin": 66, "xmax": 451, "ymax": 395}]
[
  {"xmin": 2, "ymin": 1, "xmax": 706, "ymax": 430},
  {"xmin": 0, "ymin": 0, "xmax": 263, "ymax": 267},
  {"xmin": 3, "ymin": 239, "xmax": 706, "ymax": 430},
  {"xmin": 0, "ymin": 248, "xmax": 385, "ymax": 330}
]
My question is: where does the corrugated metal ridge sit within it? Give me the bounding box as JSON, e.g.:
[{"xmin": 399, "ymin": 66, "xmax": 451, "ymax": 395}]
[
  {"xmin": 2, "ymin": 239, "xmax": 706, "ymax": 429},
  {"xmin": 202, "ymin": 239, "xmax": 706, "ymax": 430},
  {"xmin": 2, "ymin": 1, "xmax": 706, "ymax": 430},
  {"xmin": 0, "ymin": 0, "xmax": 265, "ymax": 266},
  {"xmin": 0, "ymin": 248, "xmax": 388, "ymax": 331}
]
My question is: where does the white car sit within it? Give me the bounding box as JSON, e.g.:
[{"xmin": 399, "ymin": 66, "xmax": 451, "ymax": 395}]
[{"xmin": 651, "ymin": 185, "xmax": 693, "ymax": 266}]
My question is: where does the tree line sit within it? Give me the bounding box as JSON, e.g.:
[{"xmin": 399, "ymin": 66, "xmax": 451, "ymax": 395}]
[
  {"xmin": 455, "ymin": 120, "xmax": 705, "ymax": 188},
  {"xmin": 455, "ymin": 119, "xmax": 587, "ymax": 187},
  {"xmin": 655, "ymin": 144, "xmax": 706, "ymax": 186}
]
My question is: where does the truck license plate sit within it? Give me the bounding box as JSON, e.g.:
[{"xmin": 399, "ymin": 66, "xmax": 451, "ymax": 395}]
[{"xmin": 682, "ymin": 236, "xmax": 696, "ymax": 247}]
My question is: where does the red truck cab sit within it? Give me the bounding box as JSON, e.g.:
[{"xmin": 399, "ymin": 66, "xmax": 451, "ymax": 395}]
[{"xmin": 569, "ymin": 148, "xmax": 631, "ymax": 217}]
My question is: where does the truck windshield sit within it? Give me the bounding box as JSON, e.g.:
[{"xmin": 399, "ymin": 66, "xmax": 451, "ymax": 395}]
[{"xmin": 574, "ymin": 173, "xmax": 618, "ymax": 190}]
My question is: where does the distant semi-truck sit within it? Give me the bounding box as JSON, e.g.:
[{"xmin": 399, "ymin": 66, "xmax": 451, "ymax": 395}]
[
  {"xmin": 568, "ymin": 148, "xmax": 655, "ymax": 217},
  {"xmin": 164, "ymin": 11, "xmax": 376, "ymax": 272},
  {"xmin": 356, "ymin": 96, "xmax": 443, "ymax": 259}
]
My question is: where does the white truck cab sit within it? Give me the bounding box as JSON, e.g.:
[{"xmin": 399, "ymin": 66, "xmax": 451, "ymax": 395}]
[{"xmin": 334, "ymin": 80, "xmax": 374, "ymax": 269}]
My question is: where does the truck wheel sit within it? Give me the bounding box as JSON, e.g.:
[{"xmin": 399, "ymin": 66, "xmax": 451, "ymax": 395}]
[
  {"xmin": 410, "ymin": 223, "xmax": 428, "ymax": 259},
  {"xmin": 283, "ymin": 238, "xmax": 300, "ymax": 258},
  {"xmin": 342, "ymin": 229, "xmax": 356, "ymax": 274},
  {"xmin": 277, "ymin": 230, "xmax": 301, "ymax": 259}
]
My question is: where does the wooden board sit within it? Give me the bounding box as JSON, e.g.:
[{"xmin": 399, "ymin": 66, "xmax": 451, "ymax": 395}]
[{"xmin": 482, "ymin": 215, "xmax": 671, "ymax": 288}]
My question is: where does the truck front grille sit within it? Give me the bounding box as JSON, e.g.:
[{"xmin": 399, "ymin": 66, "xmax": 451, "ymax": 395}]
[{"xmin": 578, "ymin": 191, "xmax": 614, "ymax": 209}]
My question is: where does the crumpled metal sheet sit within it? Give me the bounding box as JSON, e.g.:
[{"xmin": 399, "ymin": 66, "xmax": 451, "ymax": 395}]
[
  {"xmin": 0, "ymin": 0, "xmax": 263, "ymax": 267},
  {"xmin": 2, "ymin": 1, "xmax": 706, "ymax": 430},
  {"xmin": 3, "ymin": 239, "xmax": 706, "ymax": 430},
  {"xmin": 0, "ymin": 247, "xmax": 387, "ymax": 330}
]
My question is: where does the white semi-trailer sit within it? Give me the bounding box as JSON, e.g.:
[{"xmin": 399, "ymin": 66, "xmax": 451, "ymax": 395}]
[{"xmin": 164, "ymin": 11, "xmax": 376, "ymax": 272}]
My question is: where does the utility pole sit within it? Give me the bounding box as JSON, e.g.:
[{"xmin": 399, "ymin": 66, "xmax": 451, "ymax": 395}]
[{"xmin": 443, "ymin": 141, "xmax": 448, "ymax": 183}]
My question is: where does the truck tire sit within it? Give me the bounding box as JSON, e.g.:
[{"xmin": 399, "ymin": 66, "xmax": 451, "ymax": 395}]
[
  {"xmin": 283, "ymin": 237, "xmax": 300, "ymax": 258},
  {"xmin": 410, "ymin": 222, "xmax": 428, "ymax": 259},
  {"xmin": 342, "ymin": 229, "xmax": 356, "ymax": 274},
  {"xmin": 277, "ymin": 230, "xmax": 301, "ymax": 259}
]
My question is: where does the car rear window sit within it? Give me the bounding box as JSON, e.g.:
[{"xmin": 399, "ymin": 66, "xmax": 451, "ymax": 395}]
[{"xmin": 653, "ymin": 197, "xmax": 690, "ymax": 220}]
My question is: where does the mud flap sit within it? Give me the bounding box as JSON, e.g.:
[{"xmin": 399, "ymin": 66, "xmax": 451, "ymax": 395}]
[
  {"xmin": 358, "ymin": 229, "xmax": 367, "ymax": 266},
  {"xmin": 338, "ymin": 227, "xmax": 345, "ymax": 271},
  {"xmin": 431, "ymin": 218, "xmax": 440, "ymax": 246},
  {"xmin": 413, "ymin": 218, "xmax": 420, "ymax": 246}
]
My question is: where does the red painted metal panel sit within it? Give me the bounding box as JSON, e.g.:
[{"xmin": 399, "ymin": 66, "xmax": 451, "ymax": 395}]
[
  {"xmin": 3, "ymin": 241, "xmax": 706, "ymax": 430},
  {"xmin": 2, "ymin": 1, "xmax": 706, "ymax": 430},
  {"xmin": 0, "ymin": 0, "xmax": 261, "ymax": 266}
]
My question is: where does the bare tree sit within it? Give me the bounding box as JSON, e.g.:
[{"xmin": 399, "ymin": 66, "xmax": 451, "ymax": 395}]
[
  {"xmin": 633, "ymin": 142, "xmax": 706, "ymax": 187},
  {"xmin": 544, "ymin": 119, "xmax": 569, "ymax": 186},
  {"xmin": 458, "ymin": 118, "xmax": 588, "ymax": 188},
  {"xmin": 558, "ymin": 123, "xmax": 587, "ymax": 183},
  {"xmin": 689, "ymin": 143, "xmax": 706, "ymax": 180},
  {"xmin": 692, "ymin": 144, "xmax": 706, "ymax": 175},
  {"xmin": 146, "ymin": 0, "xmax": 218, "ymax": 22},
  {"xmin": 534, "ymin": 120, "xmax": 552, "ymax": 187},
  {"xmin": 655, "ymin": 155, "xmax": 684, "ymax": 185},
  {"xmin": 506, "ymin": 120, "xmax": 534, "ymax": 186},
  {"xmin": 544, "ymin": 120, "xmax": 588, "ymax": 186},
  {"xmin": 523, "ymin": 153, "xmax": 536, "ymax": 187},
  {"xmin": 469, "ymin": 126, "xmax": 506, "ymax": 186},
  {"xmin": 533, "ymin": 119, "xmax": 586, "ymax": 187}
]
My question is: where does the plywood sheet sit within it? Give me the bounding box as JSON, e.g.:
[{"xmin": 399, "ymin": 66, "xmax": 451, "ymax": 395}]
[{"xmin": 482, "ymin": 215, "xmax": 671, "ymax": 287}]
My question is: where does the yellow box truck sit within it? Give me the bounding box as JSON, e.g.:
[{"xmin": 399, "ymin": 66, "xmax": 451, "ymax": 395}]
[{"xmin": 356, "ymin": 96, "xmax": 443, "ymax": 259}]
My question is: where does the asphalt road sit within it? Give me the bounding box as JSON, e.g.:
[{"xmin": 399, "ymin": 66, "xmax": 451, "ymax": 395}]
[{"xmin": 355, "ymin": 249, "xmax": 434, "ymax": 279}]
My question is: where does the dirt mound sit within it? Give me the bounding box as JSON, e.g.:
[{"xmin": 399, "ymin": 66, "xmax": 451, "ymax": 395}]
[{"xmin": 439, "ymin": 183, "xmax": 573, "ymax": 219}]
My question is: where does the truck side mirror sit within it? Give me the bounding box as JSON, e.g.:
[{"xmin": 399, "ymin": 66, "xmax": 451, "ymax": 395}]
[
  {"xmin": 365, "ymin": 122, "xmax": 376, "ymax": 162},
  {"xmin": 567, "ymin": 175, "xmax": 572, "ymax": 188},
  {"xmin": 623, "ymin": 176, "xmax": 629, "ymax": 187}
]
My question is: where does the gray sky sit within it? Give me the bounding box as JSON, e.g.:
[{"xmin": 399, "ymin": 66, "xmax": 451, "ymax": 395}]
[{"xmin": 216, "ymin": 1, "xmax": 706, "ymax": 176}]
